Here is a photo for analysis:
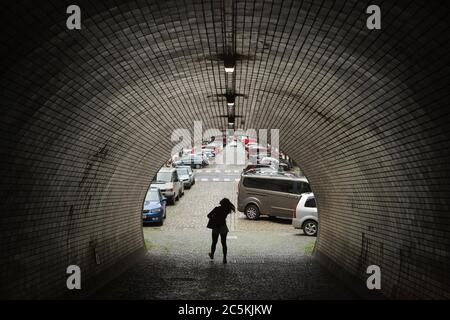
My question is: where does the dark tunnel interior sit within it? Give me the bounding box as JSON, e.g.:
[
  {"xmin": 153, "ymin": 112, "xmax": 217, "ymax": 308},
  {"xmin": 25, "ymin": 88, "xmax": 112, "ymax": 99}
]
[{"xmin": 1, "ymin": 0, "xmax": 450, "ymax": 299}]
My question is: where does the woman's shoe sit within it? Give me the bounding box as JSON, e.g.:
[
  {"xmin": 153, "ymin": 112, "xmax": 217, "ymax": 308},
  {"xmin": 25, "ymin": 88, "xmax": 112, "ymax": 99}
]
[
  {"xmin": 208, "ymin": 252, "xmax": 214, "ymax": 260},
  {"xmin": 223, "ymin": 258, "xmax": 227, "ymax": 264}
]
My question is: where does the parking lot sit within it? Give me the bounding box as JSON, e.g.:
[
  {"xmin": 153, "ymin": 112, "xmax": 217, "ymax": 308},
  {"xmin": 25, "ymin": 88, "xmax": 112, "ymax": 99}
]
[{"xmin": 93, "ymin": 144, "xmax": 356, "ymax": 299}]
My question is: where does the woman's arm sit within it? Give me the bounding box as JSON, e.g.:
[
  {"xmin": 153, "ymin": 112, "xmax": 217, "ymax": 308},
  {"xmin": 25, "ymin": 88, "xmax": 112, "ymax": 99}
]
[{"xmin": 207, "ymin": 207, "xmax": 217, "ymax": 218}]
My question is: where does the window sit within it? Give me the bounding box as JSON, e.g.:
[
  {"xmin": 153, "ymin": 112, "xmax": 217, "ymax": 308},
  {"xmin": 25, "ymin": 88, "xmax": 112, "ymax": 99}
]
[
  {"xmin": 243, "ymin": 177, "xmax": 272, "ymax": 189},
  {"xmin": 267, "ymin": 179, "xmax": 293, "ymax": 193},
  {"xmin": 243, "ymin": 177, "xmax": 295, "ymax": 193},
  {"xmin": 305, "ymin": 198, "xmax": 316, "ymax": 208},
  {"xmin": 177, "ymin": 168, "xmax": 189, "ymax": 175},
  {"xmin": 294, "ymin": 181, "xmax": 311, "ymax": 194},
  {"xmin": 145, "ymin": 189, "xmax": 160, "ymax": 202},
  {"xmin": 156, "ymin": 172, "xmax": 172, "ymax": 182}
]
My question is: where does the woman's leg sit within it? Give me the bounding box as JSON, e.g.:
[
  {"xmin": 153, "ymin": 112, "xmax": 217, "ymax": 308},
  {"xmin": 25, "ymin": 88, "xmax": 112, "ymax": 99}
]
[
  {"xmin": 210, "ymin": 230, "xmax": 219, "ymax": 258},
  {"xmin": 220, "ymin": 232, "xmax": 228, "ymax": 262}
]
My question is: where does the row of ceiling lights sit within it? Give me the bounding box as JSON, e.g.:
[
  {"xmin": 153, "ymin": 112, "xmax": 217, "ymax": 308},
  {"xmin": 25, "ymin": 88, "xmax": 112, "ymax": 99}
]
[{"xmin": 224, "ymin": 54, "xmax": 235, "ymax": 128}]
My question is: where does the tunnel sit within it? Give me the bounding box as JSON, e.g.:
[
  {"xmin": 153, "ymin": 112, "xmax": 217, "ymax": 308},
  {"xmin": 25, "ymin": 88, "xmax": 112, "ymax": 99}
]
[{"xmin": 1, "ymin": 0, "xmax": 450, "ymax": 300}]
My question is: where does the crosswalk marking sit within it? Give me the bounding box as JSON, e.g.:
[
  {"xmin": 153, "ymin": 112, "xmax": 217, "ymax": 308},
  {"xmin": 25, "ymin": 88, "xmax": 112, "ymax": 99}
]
[
  {"xmin": 213, "ymin": 178, "xmax": 219, "ymax": 181},
  {"xmin": 224, "ymin": 178, "xmax": 230, "ymax": 181},
  {"xmin": 201, "ymin": 178, "xmax": 209, "ymax": 181}
]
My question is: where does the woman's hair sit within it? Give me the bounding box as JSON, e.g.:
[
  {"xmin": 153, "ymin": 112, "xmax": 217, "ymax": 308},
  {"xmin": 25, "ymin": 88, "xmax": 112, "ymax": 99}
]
[{"xmin": 220, "ymin": 198, "xmax": 236, "ymax": 213}]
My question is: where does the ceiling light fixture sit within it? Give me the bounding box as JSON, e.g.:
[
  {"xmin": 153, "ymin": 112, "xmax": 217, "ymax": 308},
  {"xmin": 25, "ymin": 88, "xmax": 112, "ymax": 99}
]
[
  {"xmin": 225, "ymin": 66, "xmax": 235, "ymax": 73},
  {"xmin": 224, "ymin": 53, "xmax": 235, "ymax": 73}
]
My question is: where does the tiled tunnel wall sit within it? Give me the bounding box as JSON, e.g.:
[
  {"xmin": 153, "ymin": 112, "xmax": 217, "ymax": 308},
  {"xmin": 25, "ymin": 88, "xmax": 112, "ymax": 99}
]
[{"xmin": 1, "ymin": 0, "xmax": 450, "ymax": 299}]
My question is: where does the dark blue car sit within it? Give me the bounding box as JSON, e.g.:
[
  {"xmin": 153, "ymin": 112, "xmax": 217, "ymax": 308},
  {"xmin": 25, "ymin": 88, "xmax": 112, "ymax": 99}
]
[{"xmin": 142, "ymin": 187, "xmax": 167, "ymax": 225}]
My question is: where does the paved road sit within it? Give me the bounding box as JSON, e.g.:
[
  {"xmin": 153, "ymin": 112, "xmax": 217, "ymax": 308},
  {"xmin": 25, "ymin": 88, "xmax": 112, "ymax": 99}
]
[{"xmin": 92, "ymin": 145, "xmax": 357, "ymax": 299}]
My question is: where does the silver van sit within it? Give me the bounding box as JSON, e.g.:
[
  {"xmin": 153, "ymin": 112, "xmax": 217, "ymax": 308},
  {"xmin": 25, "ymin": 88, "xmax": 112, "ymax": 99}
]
[{"xmin": 237, "ymin": 173, "xmax": 311, "ymax": 220}]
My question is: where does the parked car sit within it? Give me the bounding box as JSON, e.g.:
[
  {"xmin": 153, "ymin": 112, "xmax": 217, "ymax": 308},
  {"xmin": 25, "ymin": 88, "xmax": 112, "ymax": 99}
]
[
  {"xmin": 142, "ymin": 187, "xmax": 167, "ymax": 225},
  {"xmin": 293, "ymin": 193, "xmax": 318, "ymax": 236},
  {"xmin": 150, "ymin": 168, "xmax": 182, "ymax": 205},
  {"xmin": 173, "ymin": 154, "xmax": 208, "ymax": 169},
  {"xmin": 237, "ymin": 173, "xmax": 311, "ymax": 220},
  {"xmin": 176, "ymin": 166, "xmax": 195, "ymax": 189},
  {"xmin": 173, "ymin": 165, "xmax": 195, "ymax": 184}
]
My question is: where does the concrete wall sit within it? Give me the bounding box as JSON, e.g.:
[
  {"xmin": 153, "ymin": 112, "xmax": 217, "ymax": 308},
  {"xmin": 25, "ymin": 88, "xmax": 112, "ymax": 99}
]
[{"xmin": 0, "ymin": 0, "xmax": 449, "ymax": 298}]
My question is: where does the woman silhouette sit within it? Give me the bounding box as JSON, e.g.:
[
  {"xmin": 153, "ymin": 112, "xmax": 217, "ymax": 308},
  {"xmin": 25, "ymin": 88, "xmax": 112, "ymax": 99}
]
[{"xmin": 207, "ymin": 198, "xmax": 235, "ymax": 264}]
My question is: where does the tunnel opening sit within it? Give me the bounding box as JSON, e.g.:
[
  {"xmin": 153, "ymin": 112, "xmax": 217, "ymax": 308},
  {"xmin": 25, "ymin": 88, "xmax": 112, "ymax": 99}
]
[{"xmin": 92, "ymin": 131, "xmax": 340, "ymax": 300}]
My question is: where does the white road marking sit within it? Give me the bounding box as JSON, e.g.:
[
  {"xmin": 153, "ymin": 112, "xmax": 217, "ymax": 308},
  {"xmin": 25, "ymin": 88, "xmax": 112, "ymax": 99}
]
[
  {"xmin": 213, "ymin": 178, "xmax": 219, "ymax": 181},
  {"xmin": 224, "ymin": 170, "xmax": 231, "ymax": 173},
  {"xmin": 206, "ymin": 170, "xmax": 212, "ymax": 173},
  {"xmin": 234, "ymin": 170, "xmax": 240, "ymax": 173},
  {"xmin": 215, "ymin": 170, "xmax": 221, "ymax": 173},
  {"xmin": 224, "ymin": 178, "xmax": 230, "ymax": 181},
  {"xmin": 234, "ymin": 178, "xmax": 240, "ymax": 182},
  {"xmin": 228, "ymin": 236, "xmax": 238, "ymax": 239},
  {"xmin": 201, "ymin": 178, "xmax": 209, "ymax": 181}
]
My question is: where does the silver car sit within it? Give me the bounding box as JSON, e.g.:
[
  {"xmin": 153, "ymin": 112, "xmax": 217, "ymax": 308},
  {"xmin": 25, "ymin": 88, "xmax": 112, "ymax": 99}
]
[
  {"xmin": 151, "ymin": 168, "xmax": 182, "ymax": 205},
  {"xmin": 176, "ymin": 166, "xmax": 195, "ymax": 189},
  {"xmin": 292, "ymin": 193, "xmax": 318, "ymax": 236}
]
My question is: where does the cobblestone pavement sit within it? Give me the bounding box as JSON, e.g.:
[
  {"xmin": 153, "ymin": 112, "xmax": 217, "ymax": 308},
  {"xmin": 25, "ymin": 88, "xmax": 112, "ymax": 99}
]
[{"xmin": 92, "ymin": 147, "xmax": 357, "ymax": 299}]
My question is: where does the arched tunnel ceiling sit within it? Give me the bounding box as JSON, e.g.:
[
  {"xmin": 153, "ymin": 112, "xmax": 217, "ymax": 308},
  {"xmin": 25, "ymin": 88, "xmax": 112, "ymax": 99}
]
[{"xmin": 1, "ymin": 0, "xmax": 450, "ymax": 299}]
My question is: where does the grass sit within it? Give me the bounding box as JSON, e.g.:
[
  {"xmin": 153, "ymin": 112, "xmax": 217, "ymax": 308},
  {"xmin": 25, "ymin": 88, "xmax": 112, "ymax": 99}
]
[
  {"xmin": 144, "ymin": 238, "xmax": 170, "ymax": 252},
  {"xmin": 144, "ymin": 239, "xmax": 154, "ymax": 249},
  {"xmin": 303, "ymin": 240, "xmax": 316, "ymax": 256}
]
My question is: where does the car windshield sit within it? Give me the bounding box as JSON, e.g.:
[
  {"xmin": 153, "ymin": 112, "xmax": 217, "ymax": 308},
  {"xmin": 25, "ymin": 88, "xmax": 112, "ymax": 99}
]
[
  {"xmin": 155, "ymin": 172, "xmax": 172, "ymax": 182},
  {"xmin": 145, "ymin": 190, "xmax": 160, "ymax": 202},
  {"xmin": 177, "ymin": 168, "xmax": 189, "ymax": 175}
]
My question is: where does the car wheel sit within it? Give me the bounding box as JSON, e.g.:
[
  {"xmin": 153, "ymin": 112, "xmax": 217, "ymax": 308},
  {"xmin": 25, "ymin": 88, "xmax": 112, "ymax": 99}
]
[
  {"xmin": 196, "ymin": 164, "xmax": 201, "ymax": 169},
  {"xmin": 168, "ymin": 197, "xmax": 175, "ymax": 205},
  {"xmin": 303, "ymin": 220, "xmax": 318, "ymax": 236},
  {"xmin": 245, "ymin": 204, "xmax": 260, "ymax": 220},
  {"xmin": 159, "ymin": 220, "xmax": 164, "ymax": 226},
  {"xmin": 175, "ymin": 194, "xmax": 179, "ymax": 201}
]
